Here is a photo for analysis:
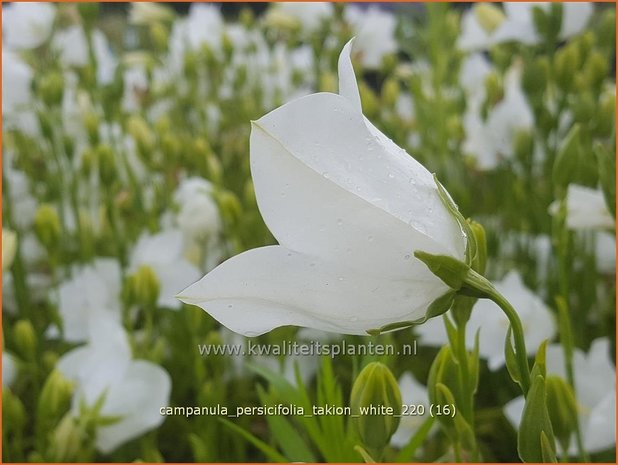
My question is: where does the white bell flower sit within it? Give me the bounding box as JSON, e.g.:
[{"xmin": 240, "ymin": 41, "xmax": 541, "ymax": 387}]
[
  {"xmin": 178, "ymin": 41, "xmax": 467, "ymax": 336},
  {"xmin": 344, "ymin": 5, "xmax": 397, "ymax": 70},
  {"xmin": 3, "ymin": 2, "xmax": 56, "ymax": 50},
  {"xmin": 549, "ymin": 184, "xmax": 614, "ymax": 231},
  {"xmin": 57, "ymin": 317, "xmax": 171, "ymax": 454}
]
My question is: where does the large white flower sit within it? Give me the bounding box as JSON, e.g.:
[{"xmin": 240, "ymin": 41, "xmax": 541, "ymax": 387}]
[
  {"xmin": 549, "ymin": 184, "xmax": 614, "ymax": 231},
  {"xmin": 178, "ymin": 41, "xmax": 466, "ymax": 336},
  {"xmin": 3, "ymin": 2, "xmax": 56, "ymax": 50},
  {"xmin": 267, "ymin": 2, "xmax": 333, "ymax": 32},
  {"xmin": 130, "ymin": 229, "xmax": 202, "ymax": 309},
  {"xmin": 345, "ymin": 6, "xmax": 398, "ymax": 70},
  {"xmin": 57, "ymin": 317, "xmax": 171, "ymax": 454},
  {"xmin": 55, "ymin": 258, "xmax": 123, "ymax": 343},
  {"xmin": 505, "ymin": 338, "xmax": 616, "ymax": 454},
  {"xmin": 417, "ymin": 271, "xmax": 556, "ymax": 370}
]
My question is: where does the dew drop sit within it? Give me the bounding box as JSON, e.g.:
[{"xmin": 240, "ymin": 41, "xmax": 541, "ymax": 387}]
[
  {"xmin": 338, "ymin": 276, "xmax": 344, "ymax": 281},
  {"xmin": 367, "ymin": 235, "xmax": 374, "ymax": 242},
  {"xmin": 350, "ymin": 316, "xmax": 359, "ymax": 322},
  {"xmin": 404, "ymin": 254, "xmax": 411, "ymax": 260},
  {"xmin": 388, "ymin": 173, "xmax": 395, "ymax": 179},
  {"xmin": 323, "ymin": 171, "xmax": 330, "ymax": 178},
  {"xmin": 227, "ymin": 304, "xmax": 233, "ymax": 309},
  {"xmin": 337, "ymin": 218, "xmax": 343, "ymax": 226},
  {"xmin": 310, "ymin": 262, "xmax": 316, "ymax": 267}
]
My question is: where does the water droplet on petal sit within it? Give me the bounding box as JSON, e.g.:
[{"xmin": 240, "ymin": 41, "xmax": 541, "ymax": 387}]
[
  {"xmin": 388, "ymin": 173, "xmax": 395, "ymax": 179},
  {"xmin": 323, "ymin": 171, "xmax": 330, "ymax": 178},
  {"xmin": 337, "ymin": 218, "xmax": 343, "ymax": 226},
  {"xmin": 368, "ymin": 235, "xmax": 374, "ymax": 242},
  {"xmin": 350, "ymin": 316, "xmax": 359, "ymax": 322},
  {"xmin": 338, "ymin": 276, "xmax": 344, "ymax": 281},
  {"xmin": 404, "ymin": 254, "xmax": 411, "ymax": 260}
]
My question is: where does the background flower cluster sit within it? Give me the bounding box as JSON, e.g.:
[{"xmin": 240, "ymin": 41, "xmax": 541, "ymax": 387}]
[{"xmin": 2, "ymin": 2, "xmax": 615, "ymax": 463}]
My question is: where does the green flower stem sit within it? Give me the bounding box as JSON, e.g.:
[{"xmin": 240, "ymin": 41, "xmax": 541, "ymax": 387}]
[{"xmin": 463, "ymin": 270, "xmax": 532, "ymax": 396}]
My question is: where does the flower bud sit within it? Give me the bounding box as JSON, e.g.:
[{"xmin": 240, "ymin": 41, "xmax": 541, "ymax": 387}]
[
  {"xmin": 474, "ymin": 3, "xmax": 505, "ymax": 33},
  {"xmin": 468, "ymin": 220, "xmax": 487, "ymax": 276},
  {"xmin": 584, "ymin": 51, "xmax": 608, "ymax": 94},
  {"xmin": 318, "ymin": 72, "xmax": 337, "ymax": 93},
  {"xmin": 2, "ymin": 229, "xmax": 17, "ymax": 271},
  {"xmin": 2, "ymin": 389, "xmax": 26, "ymax": 433},
  {"xmin": 545, "ymin": 375, "xmax": 578, "ymax": 452},
  {"xmin": 38, "ymin": 71, "xmax": 65, "ymax": 108},
  {"xmin": 129, "ymin": 265, "xmax": 160, "ymax": 308},
  {"xmin": 598, "ymin": 9, "xmax": 616, "ymax": 53},
  {"xmin": 484, "ymin": 72, "xmax": 503, "ymax": 107},
  {"xmin": 48, "ymin": 414, "xmax": 83, "ymax": 462},
  {"xmin": 127, "ymin": 115, "xmax": 154, "ymax": 158},
  {"xmin": 217, "ymin": 191, "xmax": 243, "ymax": 224},
  {"xmin": 350, "ymin": 362, "xmax": 402, "ymax": 452},
  {"xmin": 13, "ymin": 320, "xmax": 37, "ymax": 361},
  {"xmin": 34, "ymin": 204, "xmax": 62, "ymax": 251},
  {"xmin": 594, "ymin": 91, "xmax": 616, "ymax": 138},
  {"xmin": 522, "ymin": 57, "xmax": 549, "ymax": 96},
  {"xmin": 359, "ymin": 82, "xmax": 379, "ymax": 119},
  {"xmin": 553, "ymin": 124, "xmax": 582, "ymax": 189},
  {"xmin": 37, "ymin": 370, "xmax": 73, "ymax": 434},
  {"xmin": 381, "ymin": 78, "xmax": 400, "ymax": 108},
  {"xmin": 554, "ymin": 43, "xmax": 580, "ymax": 92},
  {"xmin": 150, "ymin": 22, "xmax": 170, "ymax": 53}
]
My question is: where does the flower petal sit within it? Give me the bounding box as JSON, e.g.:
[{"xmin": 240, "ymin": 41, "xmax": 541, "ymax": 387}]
[
  {"xmin": 96, "ymin": 360, "xmax": 171, "ymax": 454},
  {"xmin": 337, "ymin": 39, "xmax": 362, "ymax": 113},
  {"xmin": 178, "ymin": 245, "xmax": 445, "ymax": 336},
  {"xmin": 252, "ymin": 93, "xmax": 465, "ymax": 269}
]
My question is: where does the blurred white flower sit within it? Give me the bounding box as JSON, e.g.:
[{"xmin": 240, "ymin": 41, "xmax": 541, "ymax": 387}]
[
  {"xmin": 494, "ymin": 3, "xmax": 593, "ymax": 45},
  {"xmin": 458, "ymin": 3, "xmax": 593, "ymax": 51},
  {"xmin": 417, "ymin": 271, "xmax": 556, "ymax": 370},
  {"xmin": 459, "ymin": 53, "xmax": 492, "ymax": 101},
  {"xmin": 267, "ymin": 2, "xmax": 333, "ymax": 32},
  {"xmin": 345, "ymin": 5, "xmax": 397, "ymax": 69},
  {"xmin": 595, "ymin": 232, "xmax": 616, "ymax": 274},
  {"xmin": 2, "ymin": 352, "xmax": 17, "ymax": 387},
  {"xmin": 178, "ymin": 41, "xmax": 466, "ymax": 336},
  {"xmin": 172, "ymin": 177, "xmax": 223, "ymax": 271},
  {"xmin": 505, "ymin": 338, "xmax": 615, "ymax": 454},
  {"xmin": 3, "ymin": 2, "xmax": 56, "ymax": 50},
  {"xmin": 463, "ymin": 63, "xmax": 533, "ymax": 170},
  {"xmin": 391, "ymin": 373, "xmax": 432, "ymax": 448},
  {"xmin": 55, "ymin": 258, "xmax": 123, "ymax": 343},
  {"xmin": 2, "ymin": 48, "xmax": 33, "ymax": 115},
  {"xmin": 2, "ymin": 229, "xmax": 17, "ymax": 272},
  {"xmin": 52, "ymin": 26, "xmax": 118, "ymax": 85},
  {"xmin": 4, "ymin": 168, "xmax": 38, "ymax": 231},
  {"xmin": 549, "ymin": 184, "xmax": 614, "ymax": 231},
  {"xmin": 130, "ymin": 229, "xmax": 201, "ymax": 309},
  {"xmin": 57, "ymin": 317, "xmax": 171, "ymax": 454},
  {"xmin": 122, "ymin": 65, "xmax": 149, "ymax": 112}
]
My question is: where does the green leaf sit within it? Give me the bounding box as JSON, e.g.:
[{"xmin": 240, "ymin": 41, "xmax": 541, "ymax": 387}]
[
  {"xmin": 218, "ymin": 418, "xmax": 288, "ymax": 463},
  {"xmin": 517, "ymin": 374, "xmax": 556, "ymax": 463},
  {"xmin": 540, "ymin": 431, "xmax": 558, "ymax": 463},
  {"xmin": 257, "ymin": 386, "xmax": 316, "ymax": 462},
  {"xmin": 468, "ymin": 329, "xmax": 480, "ymax": 394}
]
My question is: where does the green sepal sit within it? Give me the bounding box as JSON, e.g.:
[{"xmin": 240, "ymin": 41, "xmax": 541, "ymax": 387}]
[
  {"xmin": 504, "ymin": 327, "xmax": 522, "ymax": 389},
  {"xmin": 414, "ymin": 251, "xmax": 470, "ymax": 290},
  {"xmin": 433, "ymin": 174, "xmax": 477, "ymax": 267},
  {"xmin": 366, "ymin": 290, "xmax": 455, "ymax": 335}
]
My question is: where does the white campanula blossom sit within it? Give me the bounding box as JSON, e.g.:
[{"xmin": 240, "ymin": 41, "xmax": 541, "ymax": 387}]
[
  {"xmin": 57, "ymin": 317, "xmax": 171, "ymax": 454},
  {"xmin": 458, "ymin": 2, "xmax": 594, "ymax": 51},
  {"xmin": 505, "ymin": 338, "xmax": 616, "ymax": 454},
  {"xmin": 344, "ymin": 5, "xmax": 397, "ymax": 70},
  {"xmin": 178, "ymin": 41, "xmax": 467, "ymax": 336},
  {"xmin": 417, "ymin": 271, "xmax": 556, "ymax": 370},
  {"xmin": 55, "ymin": 258, "xmax": 123, "ymax": 343},
  {"xmin": 130, "ymin": 229, "xmax": 202, "ymax": 309},
  {"xmin": 549, "ymin": 184, "xmax": 614, "ymax": 231},
  {"xmin": 52, "ymin": 26, "xmax": 117, "ymax": 85},
  {"xmin": 463, "ymin": 63, "xmax": 533, "ymax": 170},
  {"xmin": 3, "ymin": 2, "xmax": 56, "ymax": 50}
]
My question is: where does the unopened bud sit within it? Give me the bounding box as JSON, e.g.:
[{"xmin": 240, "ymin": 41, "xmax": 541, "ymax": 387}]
[
  {"xmin": 474, "ymin": 3, "xmax": 505, "ymax": 33},
  {"xmin": 359, "ymin": 82, "xmax": 378, "ymax": 119},
  {"xmin": 2, "ymin": 229, "xmax": 17, "ymax": 271},
  {"xmin": 37, "ymin": 370, "xmax": 74, "ymax": 429},
  {"xmin": 553, "ymin": 124, "xmax": 582, "ymax": 189},
  {"xmin": 48, "ymin": 414, "xmax": 83, "ymax": 462},
  {"xmin": 34, "ymin": 204, "xmax": 61, "ymax": 252},
  {"xmin": 13, "ymin": 320, "xmax": 37, "ymax": 361},
  {"xmin": 96, "ymin": 145, "xmax": 116, "ymax": 185},
  {"xmin": 350, "ymin": 362, "xmax": 402, "ymax": 452},
  {"xmin": 38, "ymin": 71, "xmax": 65, "ymax": 107},
  {"xmin": 129, "ymin": 265, "xmax": 160, "ymax": 308},
  {"xmin": 3, "ymin": 389, "xmax": 26, "ymax": 433},
  {"xmin": 381, "ymin": 78, "xmax": 400, "ymax": 108}
]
